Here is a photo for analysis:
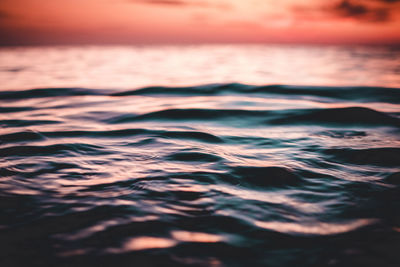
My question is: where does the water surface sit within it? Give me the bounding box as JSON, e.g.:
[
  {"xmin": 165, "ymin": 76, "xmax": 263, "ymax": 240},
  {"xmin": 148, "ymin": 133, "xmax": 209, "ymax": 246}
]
[{"xmin": 1, "ymin": 45, "xmax": 400, "ymax": 267}]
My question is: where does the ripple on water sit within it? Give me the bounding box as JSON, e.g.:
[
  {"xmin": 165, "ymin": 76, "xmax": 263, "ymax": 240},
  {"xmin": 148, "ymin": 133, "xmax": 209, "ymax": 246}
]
[{"xmin": 1, "ymin": 83, "xmax": 400, "ymax": 266}]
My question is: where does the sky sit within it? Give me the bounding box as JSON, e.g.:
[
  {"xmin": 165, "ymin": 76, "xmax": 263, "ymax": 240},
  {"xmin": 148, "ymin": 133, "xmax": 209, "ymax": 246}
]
[{"xmin": 1, "ymin": 0, "xmax": 400, "ymax": 45}]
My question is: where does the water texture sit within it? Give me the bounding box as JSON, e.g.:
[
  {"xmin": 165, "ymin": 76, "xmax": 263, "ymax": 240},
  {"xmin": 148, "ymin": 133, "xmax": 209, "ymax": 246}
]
[
  {"xmin": 1, "ymin": 45, "xmax": 400, "ymax": 90},
  {"xmin": 0, "ymin": 46, "xmax": 400, "ymax": 267}
]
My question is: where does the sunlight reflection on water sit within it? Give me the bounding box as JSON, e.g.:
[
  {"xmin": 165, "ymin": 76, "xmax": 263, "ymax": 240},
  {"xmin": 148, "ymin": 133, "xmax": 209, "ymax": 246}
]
[{"xmin": 0, "ymin": 45, "xmax": 399, "ymax": 90}]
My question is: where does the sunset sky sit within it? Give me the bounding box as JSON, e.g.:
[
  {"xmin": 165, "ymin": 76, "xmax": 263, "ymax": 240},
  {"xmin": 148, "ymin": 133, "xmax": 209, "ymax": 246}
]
[{"xmin": 1, "ymin": 0, "xmax": 400, "ymax": 45}]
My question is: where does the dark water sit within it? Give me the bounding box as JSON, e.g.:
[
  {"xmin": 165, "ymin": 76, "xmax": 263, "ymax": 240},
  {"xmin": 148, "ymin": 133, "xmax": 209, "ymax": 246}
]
[{"xmin": 1, "ymin": 83, "xmax": 400, "ymax": 267}]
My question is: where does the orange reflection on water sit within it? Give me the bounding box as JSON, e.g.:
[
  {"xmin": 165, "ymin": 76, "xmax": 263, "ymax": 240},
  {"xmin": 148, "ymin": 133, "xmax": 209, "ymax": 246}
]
[
  {"xmin": 58, "ymin": 249, "xmax": 91, "ymax": 257},
  {"xmin": 213, "ymin": 184, "xmax": 324, "ymax": 214},
  {"xmin": 1, "ymin": 46, "xmax": 400, "ymax": 90},
  {"xmin": 120, "ymin": 237, "xmax": 177, "ymax": 251},
  {"xmin": 171, "ymin": 231, "xmax": 223, "ymax": 243},
  {"xmin": 254, "ymin": 219, "xmax": 377, "ymax": 236},
  {"xmin": 109, "ymin": 231, "xmax": 223, "ymax": 253}
]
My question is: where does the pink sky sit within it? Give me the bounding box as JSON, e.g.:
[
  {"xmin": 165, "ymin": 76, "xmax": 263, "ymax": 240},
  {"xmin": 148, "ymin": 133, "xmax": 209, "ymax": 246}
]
[{"xmin": 1, "ymin": 0, "xmax": 400, "ymax": 45}]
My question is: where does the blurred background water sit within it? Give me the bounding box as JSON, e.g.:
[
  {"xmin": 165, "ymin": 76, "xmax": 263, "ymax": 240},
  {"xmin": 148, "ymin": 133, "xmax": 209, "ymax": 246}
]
[
  {"xmin": 0, "ymin": 45, "xmax": 400, "ymax": 267},
  {"xmin": 1, "ymin": 45, "xmax": 400, "ymax": 90}
]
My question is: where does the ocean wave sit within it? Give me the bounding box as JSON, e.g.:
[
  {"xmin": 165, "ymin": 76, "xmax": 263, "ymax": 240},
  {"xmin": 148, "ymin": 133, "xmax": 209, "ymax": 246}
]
[
  {"xmin": 105, "ymin": 106, "xmax": 400, "ymax": 127},
  {"xmin": 112, "ymin": 84, "xmax": 400, "ymax": 104},
  {"xmin": 1, "ymin": 83, "xmax": 400, "ymax": 266},
  {"xmin": 2, "ymin": 83, "xmax": 399, "ymax": 104}
]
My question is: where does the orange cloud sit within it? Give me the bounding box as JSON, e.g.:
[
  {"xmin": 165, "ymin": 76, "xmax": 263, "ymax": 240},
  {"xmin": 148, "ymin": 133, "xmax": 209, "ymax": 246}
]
[{"xmin": 0, "ymin": 0, "xmax": 399, "ymax": 45}]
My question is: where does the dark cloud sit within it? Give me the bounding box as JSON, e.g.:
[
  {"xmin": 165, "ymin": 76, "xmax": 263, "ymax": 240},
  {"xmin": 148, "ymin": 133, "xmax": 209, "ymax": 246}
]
[
  {"xmin": 0, "ymin": 9, "xmax": 16, "ymax": 22},
  {"xmin": 133, "ymin": 0, "xmax": 205, "ymax": 7},
  {"xmin": 138, "ymin": 0, "xmax": 187, "ymax": 5},
  {"xmin": 131, "ymin": 0, "xmax": 231, "ymax": 10},
  {"xmin": 333, "ymin": 0, "xmax": 390, "ymax": 22},
  {"xmin": 0, "ymin": 10, "xmax": 11, "ymax": 19},
  {"xmin": 380, "ymin": 0, "xmax": 400, "ymax": 3},
  {"xmin": 292, "ymin": 0, "xmax": 400, "ymax": 23}
]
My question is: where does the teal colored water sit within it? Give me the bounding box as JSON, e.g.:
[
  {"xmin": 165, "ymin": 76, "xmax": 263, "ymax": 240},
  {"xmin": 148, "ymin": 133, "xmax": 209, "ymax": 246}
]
[{"xmin": 0, "ymin": 45, "xmax": 400, "ymax": 267}]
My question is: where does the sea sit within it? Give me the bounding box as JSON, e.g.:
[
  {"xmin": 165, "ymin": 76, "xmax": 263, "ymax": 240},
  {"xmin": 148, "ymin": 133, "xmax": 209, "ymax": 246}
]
[{"xmin": 0, "ymin": 45, "xmax": 400, "ymax": 267}]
